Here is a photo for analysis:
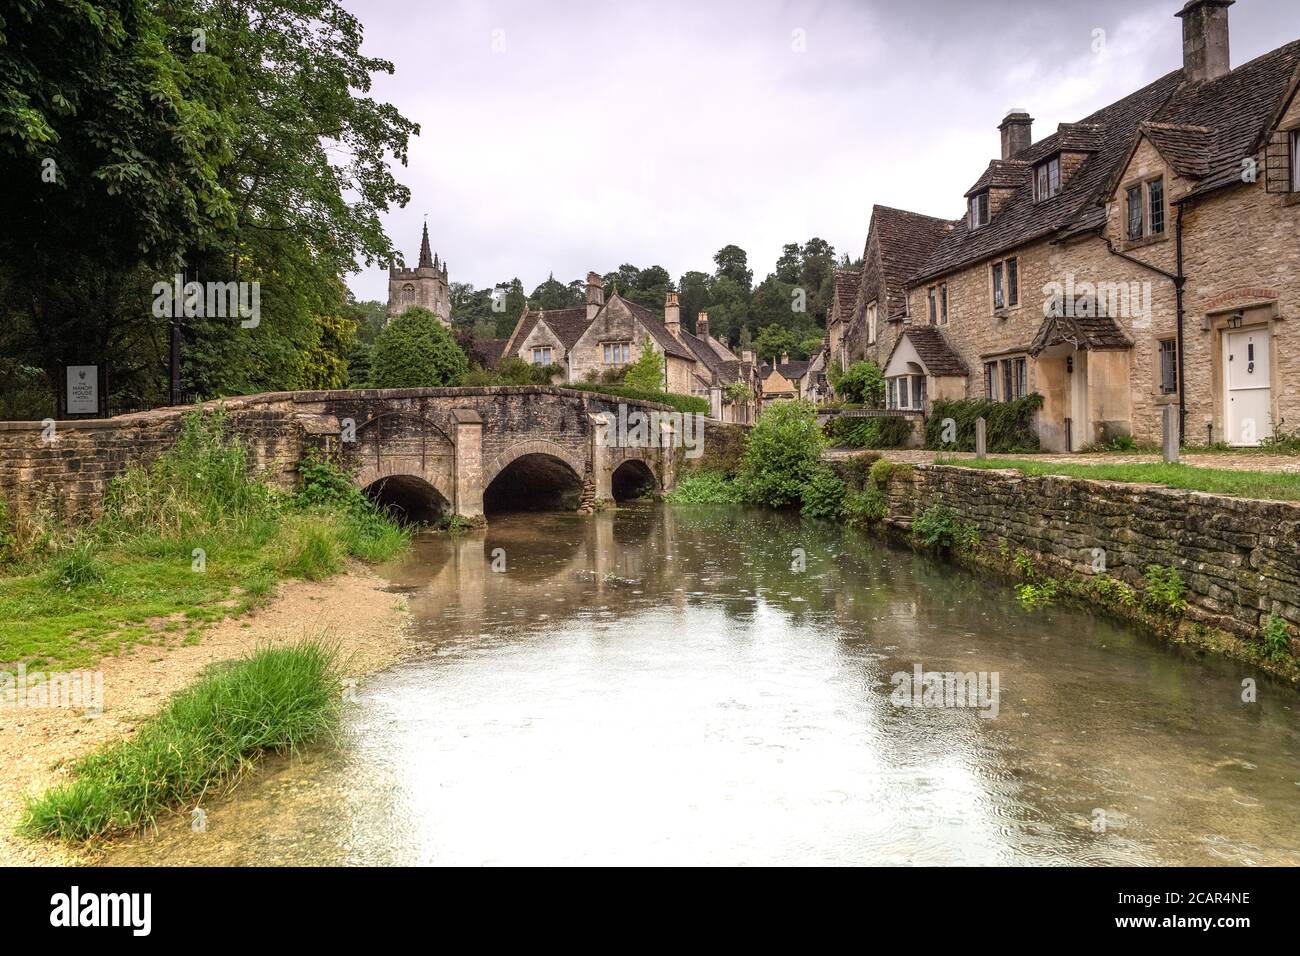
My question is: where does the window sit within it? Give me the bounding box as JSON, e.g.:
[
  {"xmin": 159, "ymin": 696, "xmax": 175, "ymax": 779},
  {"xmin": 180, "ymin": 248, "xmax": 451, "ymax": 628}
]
[
  {"xmin": 603, "ymin": 342, "xmax": 630, "ymax": 365},
  {"xmin": 968, "ymin": 191, "xmax": 989, "ymax": 229},
  {"xmin": 1159, "ymin": 339, "xmax": 1178, "ymax": 394},
  {"xmin": 940, "ymin": 284, "xmax": 948, "ymax": 325},
  {"xmin": 1035, "ymin": 157, "xmax": 1062, "ymax": 201},
  {"xmin": 991, "ymin": 262, "xmax": 1004, "ymax": 310},
  {"xmin": 927, "ymin": 287, "xmax": 938, "ymax": 325},
  {"xmin": 531, "ymin": 346, "xmax": 553, "ymax": 365},
  {"xmin": 984, "ymin": 361, "xmax": 998, "ymax": 399},
  {"xmin": 1148, "ymin": 178, "xmax": 1165, "ymax": 235},
  {"xmin": 1013, "ymin": 357, "xmax": 1028, "ymax": 399},
  {"xmin": 898, "ymin": 376, "xmax": 910, "ymax": 409},
  {"xmin": 1292, "ymin": 130, "xmax": 1300, "ymax": 191},
  {"xmin": 1001, "ymin": 359, "xmax": 1013, "ymax": 401},
  {"xmin": 867, "ymin": 302, "xmax": 878, "ymax": 345},
  {"xmin": 1126, "ymin": 185, "xmax": 1144, "ymax": 240},
  {"xmin": 400, "ymin": 283, "xmax": 416, "ymax": 304},
  {"xmin": 887, "ymin": 375, "xmax": 927, "ymax": 410},
  {"xmin": 1006, "ymin": 258, "xmax": 1019, "ymax": 306}
]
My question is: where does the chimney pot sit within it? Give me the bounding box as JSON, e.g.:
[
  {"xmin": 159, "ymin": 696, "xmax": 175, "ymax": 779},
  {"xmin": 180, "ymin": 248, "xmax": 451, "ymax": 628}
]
[
  {"xmin": 998, "ymin": 110, "xmax": 1033, "ymax": 160},
  {"xmin": 664, "ymin": 291, "xmax": 681, "ymax": 337},
  {"xmin": 585, "ymin": 271, "xmax": 605, "ymax": 319},
  {"xmin": 697, "ymin": 311, "xmax": 710, "ymax": 339},
  {"xmin": 781, "ymin": 351, "xmax": 790, "ymax": 365},
  {"xmin": 1177, "ymin": 0, "xmax": 1233, "ymax": 84}
]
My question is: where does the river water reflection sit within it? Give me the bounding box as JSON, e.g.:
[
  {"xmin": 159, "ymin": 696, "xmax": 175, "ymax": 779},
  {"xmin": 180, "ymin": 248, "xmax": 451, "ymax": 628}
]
[{"xmin": 106, "ymin": 503, "xmax": 1300, "ymax": 866}]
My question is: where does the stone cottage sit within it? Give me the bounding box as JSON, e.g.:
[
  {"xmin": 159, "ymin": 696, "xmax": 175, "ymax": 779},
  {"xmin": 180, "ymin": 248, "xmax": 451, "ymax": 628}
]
[
  {"xmin": 501, "ymin": 274, "xmax": 760, "ymax": 422},
  {"xmin": 841, "ymin": 0, "xmax": 1300, "ymax": 451}
]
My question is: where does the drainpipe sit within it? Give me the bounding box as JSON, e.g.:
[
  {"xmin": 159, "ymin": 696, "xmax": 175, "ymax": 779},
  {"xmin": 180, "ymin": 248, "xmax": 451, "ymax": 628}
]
[{"xmin": 1101, "ymin": 211, "xmax": 1188, "ymax": 445}]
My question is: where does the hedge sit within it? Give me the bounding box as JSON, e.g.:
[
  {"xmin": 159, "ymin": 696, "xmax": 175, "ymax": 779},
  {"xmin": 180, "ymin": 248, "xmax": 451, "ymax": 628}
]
[
  {"xmin": 564, "ymin": 382, "xmax": 709, "ymax": 415},
  {"xmin": 923, "ymin": 394, "xmax": 1044, "ymax": 452},
  {"xmin": 824, "ymin": 414, "xmax": 913, "ymax": 449}
]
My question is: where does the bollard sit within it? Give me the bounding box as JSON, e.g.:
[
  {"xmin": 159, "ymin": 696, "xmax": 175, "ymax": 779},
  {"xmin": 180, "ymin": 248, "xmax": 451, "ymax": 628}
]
[
  {"xmin": 975, "ymin": 417, "xmax": 987, "ymax": 460},
  {"xmin": 1161, "ymin": 405, "xmax": 1179, "ymax": 463}
]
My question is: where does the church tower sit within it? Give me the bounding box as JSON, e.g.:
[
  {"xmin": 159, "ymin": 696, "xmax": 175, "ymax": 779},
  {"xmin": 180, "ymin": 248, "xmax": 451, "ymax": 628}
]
[{"xmin": 387, "ymin": 222, "xmax": 450, "ymax": 325}]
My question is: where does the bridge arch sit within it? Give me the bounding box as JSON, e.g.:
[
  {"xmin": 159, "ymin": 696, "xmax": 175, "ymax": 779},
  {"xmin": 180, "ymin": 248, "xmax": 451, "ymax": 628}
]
[
  {"xmin": 610, "ymin": 453, "xmax": 659, "ymax": 501},
  {"xmin": 482, "ymin": 440, "xmax": 587, "ymax": 515},
  {"xmin": 361, "ymin": 474, "xmax": 450, "ymax": 524}
]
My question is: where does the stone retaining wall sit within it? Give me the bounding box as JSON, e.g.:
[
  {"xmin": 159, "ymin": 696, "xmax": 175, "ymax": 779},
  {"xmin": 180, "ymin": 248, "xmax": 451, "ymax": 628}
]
[{"xmin": 881, "ymin": 463, "xmax": 1300, "ymax": 639}]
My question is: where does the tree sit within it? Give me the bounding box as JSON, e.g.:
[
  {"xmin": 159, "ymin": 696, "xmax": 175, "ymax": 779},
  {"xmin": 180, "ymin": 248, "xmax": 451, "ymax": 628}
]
[
  {"xmin": 774, "ymin": 243, "xmax": 802, "ymax": 284},
  {"xmin": 302, "ymin": 311, "xmax": 358, "ymax": 389},
  {"xmin": 677, "ymin": 270, "xmax": 713, "ymax": 331},
  {"xmin": 835, "ymin": 361, "xmax": 886, "ymax": 407},
  {"xmin": 713, "ymin": 244, "xmax": 753, "ymax": 290},
  {"xmin": 530, "ymin": 273, "xmax": 583, "ymax": 310},
  {"xmin": 623, "ymin": 337, "xmax": 665, "ymax": 391},
  {"xmin": 706, "ymin": 275, "xmax": 750, "ymax": 345},
  {"xmin": 737, "ymin": 401, "xmax": 828, "ymax": 508},
  {"xmin": 755, "ymin": 324, "xmax": 797, "ymax": 363},
  {"xmin": 370, "ymin": 307, "xmax": 467, "ymax": 388}
]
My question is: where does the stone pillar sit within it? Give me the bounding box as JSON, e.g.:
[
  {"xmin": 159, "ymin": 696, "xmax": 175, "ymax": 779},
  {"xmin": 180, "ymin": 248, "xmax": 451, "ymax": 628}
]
[
  {"xmin": 451, "ymin": 408, "xmax": 483, "ymax": 518},
  {"xmin": 1162, "ymin": 405, "xmax": 1180, "ymax": 463},
  {"xmin": 589, "ymin": 411, "xmax": 613, "ymax": 506},
  {"xmin": 975, "ymin": 417, "xmax": 987, "ymax": 459}
]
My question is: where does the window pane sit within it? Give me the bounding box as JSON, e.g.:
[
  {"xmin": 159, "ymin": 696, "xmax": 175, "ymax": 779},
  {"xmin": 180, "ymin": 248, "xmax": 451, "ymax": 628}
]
[
  {"xmin": 1002, "ymin": 360, "xmax": 1013, "ymax": 401},
  {"xmin": 928, "ymin": 288, "xmax": 937, "ymax": 324},
  {"xmin": 1127, "ymin": 186, "xmax": 1143, "ymax": 239},
  {"xmin": 1159, "ymin": 340, "xmax": 1177, "ymax": 394},
  {"xmin": 992, "ymin": 263, "xmax": 1004, "ymax": 309},
  {"xmin": 917, "ymin": 376, "xmax": 927, "ymax": 406},
  {"xmin": 1007, "ymin": 258, "xmax": 1018, "ymax": 306},
  {"xmin": 1015, "ymin": 358, "xmax": 1027, "ymax": 398},
  {"xmin": 1049, "ymin": 158, "xmax": 1061, "ymax": 196},
  {"xmin": 1036, "ymin": 164, "xmax": 1048, "ymax": 201},
  {"xmin": 940, "ymin": 284, "xmax": 948, "ymax": 323},
  {"xmin": 985, "ymin": 362, "xmax": 996, "ymax": 399},
  {"xmin": 1149, "ymin": 179, "xmax": 1165, "ymax": 234},
  {"xmin": 899, "ymin": 377, "xmax": 909, "ymax": 408}
]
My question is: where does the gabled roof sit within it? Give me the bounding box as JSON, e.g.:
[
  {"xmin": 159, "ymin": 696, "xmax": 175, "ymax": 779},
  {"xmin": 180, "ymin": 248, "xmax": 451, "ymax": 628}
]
[
  {"xmin": 1029, "ymin": 310, "xmax": 1132, "ymax": 355},
  {"xmin": 911, "ymin": 69, "xmax": 1184, "ymax": 284},
  {"xmin": 618, "ymin": 295, "xmax": 696, "ymax": 360},
  {"xmin": 1139, "ymin": 121, "xmax": 1215, "ymax": 178},
  {"xmin": 830, "ymin": 269, "xmax": 859, "ymax": 320},
  {"xmin": 504, "ymin": 306, "xmax": 587, "ymax": 356},
  {"xmin": 964, "ymin": 159, "xmax": 1031, "ymax": 198},
  {"xmin": 868, "ymin": 205, "xmax": 954, "ymax": 319},
  {"xmin": 884, "ymin": 326, "xmax": 969, "ymax": 378}
]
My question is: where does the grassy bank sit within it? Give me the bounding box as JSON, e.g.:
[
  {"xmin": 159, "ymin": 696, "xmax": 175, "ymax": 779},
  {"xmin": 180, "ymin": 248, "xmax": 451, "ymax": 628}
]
[
  {"xmin": 21, "ymin": 642, "xmax": 341, "ymax": 841},
  {"xmin": 0, "ymin": 410, "xmax": 408, "ymax": 669},
  {"xmin": 934, "ymin": 456, "xmax": 1300, "ymax": 502}
]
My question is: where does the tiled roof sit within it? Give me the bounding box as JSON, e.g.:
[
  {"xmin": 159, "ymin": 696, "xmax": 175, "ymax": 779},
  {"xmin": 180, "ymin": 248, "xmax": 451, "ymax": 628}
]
[
  {"xmin": 871, "ymin": 205, "xmax": 954, "ymax": 318},
  {"xmin": 1056, "ymin": 122, "xmax": 1106, "ymax": 152},
  {"xmin": 964, "ymin": 159, "xmax": 1031, "ymax": 197},
  {"xmin": 619, "ymin": 296, "xmax": 697, "ymax": 360},
  {"xmin": 831, "ymin": 269, "xmax": 859, "ymax": 318},
  {"xmin": 1150, "ymin": 37, "xmax": 1300, "ymax": 196},
  {"xmin": 1029, "ymin": 310, "xmax": 1132, "ymax": 355},
  {"xmin": 538, "ymin": 309, "xmax": 591, "ymax": 349},
  {"xmin": 887, "ymin": 326, "xmax": 969, "ymax": 377},
  {"xmin": 1139, "ymin": 121, "xmax": 1215, "ymax": 178},
  {"xmin": 504, "ymin": 306, "xmax": 587, "ymax": 355},
  {"xmin": 481, "ymin": 339, "xmax": 509, "ymax": 368},
  {"xmin": 911, "ymin": 69, "xmax": 1184, "ymax": 284}
]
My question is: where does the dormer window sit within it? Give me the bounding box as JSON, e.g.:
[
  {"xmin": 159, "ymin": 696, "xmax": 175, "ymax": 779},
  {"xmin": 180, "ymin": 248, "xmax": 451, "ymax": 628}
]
[
  {"xmin": 1126, "ymin": 176, "xmax": 1166, "ymax": 240},
  {"xmin": 968, "ymin": 191, "xmax": 990, "ymax": 229},
  {"xmin": 1034, "ymin": 156, "xmax": 1062, "ymax": 201}
]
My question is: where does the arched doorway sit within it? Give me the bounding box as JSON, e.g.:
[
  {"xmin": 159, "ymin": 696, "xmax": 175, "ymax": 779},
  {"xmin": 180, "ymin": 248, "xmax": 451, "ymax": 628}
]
[
  {"xmin": 610, "ymin": 458, "xmax": 657, "ymax": 502},
  {"xmin": 483, "ymin": 453, "xmax": 584, "ymax": 514},
  {"xmin": 361, "ymin": 475, "xmax": 449, "ymax": 524}
]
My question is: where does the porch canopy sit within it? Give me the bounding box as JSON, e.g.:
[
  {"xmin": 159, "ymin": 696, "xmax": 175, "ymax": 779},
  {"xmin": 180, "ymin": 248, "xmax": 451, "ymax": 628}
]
[
  {"xmin": 1028, "ymin": 305, "xmax": 1132, "ymax": 357},
  {"xmin": 883, "ymin": 327, "xmax": 970, "ymax": 379}
]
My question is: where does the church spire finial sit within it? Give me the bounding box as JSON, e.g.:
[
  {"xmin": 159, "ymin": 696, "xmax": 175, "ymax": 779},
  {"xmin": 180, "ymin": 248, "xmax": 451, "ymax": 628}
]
[{"xmin": 418, "ymin": 217, "xmax": 433, "ymax": 269}]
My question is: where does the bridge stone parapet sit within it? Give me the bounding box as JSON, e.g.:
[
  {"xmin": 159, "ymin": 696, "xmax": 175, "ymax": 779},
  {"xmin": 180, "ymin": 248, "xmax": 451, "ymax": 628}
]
[{"xmin": 0, "ymin": 387, "xmax": 698, "ymax": 522}]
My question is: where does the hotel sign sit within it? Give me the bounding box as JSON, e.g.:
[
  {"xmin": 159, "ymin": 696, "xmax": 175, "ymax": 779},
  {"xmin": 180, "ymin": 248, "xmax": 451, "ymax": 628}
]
[{"xmin": 66, "ymin": 365, "xmax": 99, "ymax": 415}]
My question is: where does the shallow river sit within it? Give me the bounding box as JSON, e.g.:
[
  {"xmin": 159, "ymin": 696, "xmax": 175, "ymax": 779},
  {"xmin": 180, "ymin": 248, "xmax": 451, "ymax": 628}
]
[{"xmin": 107, "ymin": 504, "xmax": 1300, "ymax": 866}]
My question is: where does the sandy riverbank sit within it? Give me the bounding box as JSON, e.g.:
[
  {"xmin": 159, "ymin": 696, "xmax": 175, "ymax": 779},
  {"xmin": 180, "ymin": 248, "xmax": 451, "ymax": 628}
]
[{"xmin": 0, "ymin": 563, "xmax": 410, "ymax": 866}]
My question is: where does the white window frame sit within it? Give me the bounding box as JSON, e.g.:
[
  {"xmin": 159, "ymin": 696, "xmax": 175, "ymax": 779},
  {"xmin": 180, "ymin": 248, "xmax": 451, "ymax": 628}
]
[
  {"xmin": 603, "ymin": 342, "xmax": 630, "ymax": 365},
  {"xmin": 531, "ymin": 346, "xmax": 553, "ymax": 365},
  {"xmin": 867, "ymin": 301, "xmax": 878, "ymax": 345},
  {"xmin": 887, "ymin": 374, "xmax": 927, "ymax": 411}
]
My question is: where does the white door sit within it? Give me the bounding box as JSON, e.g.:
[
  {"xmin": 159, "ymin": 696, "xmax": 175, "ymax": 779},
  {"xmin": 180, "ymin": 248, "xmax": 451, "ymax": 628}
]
[
  {"xmin": 1224, "ymin": 326, "xmax": 1272, "ymax": 446},
  {"xmin": 1069, "ymin": 350, "xmax": 1089, "ymax": 451}
]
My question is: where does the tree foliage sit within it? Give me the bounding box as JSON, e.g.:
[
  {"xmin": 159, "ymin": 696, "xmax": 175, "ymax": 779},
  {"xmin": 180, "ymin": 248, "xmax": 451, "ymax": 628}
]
[
  {"xmin": 737, "ymin": 401, "xmax": 827, "ymax": 509},
  {"xmin": 369, "ymin": 307, "xmax": 467, "ymax": 388},
  {"xmin": 623, "ymin": 337, "xmax": 665, "ymax": 391}
]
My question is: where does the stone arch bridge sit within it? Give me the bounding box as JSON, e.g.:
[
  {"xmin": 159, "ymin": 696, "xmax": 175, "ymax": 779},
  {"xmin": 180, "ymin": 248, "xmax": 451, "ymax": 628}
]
[{"xmin": 0, "ymin": 387, "xmax": 740, "ymax": 521}]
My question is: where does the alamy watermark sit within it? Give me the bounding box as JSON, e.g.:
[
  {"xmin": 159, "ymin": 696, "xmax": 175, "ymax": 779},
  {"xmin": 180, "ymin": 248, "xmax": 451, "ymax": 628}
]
[
  {"xmin": 1, "ymin": 664, "xmax": 103, "ymax": 715},
  {"xmin": 595, "ymin": 404, "xmax": 705, "ymax": 459},
  {"xmin": 1042, "ymin": 272, "xmax": 1152, "ymax": 329},
  {"xmin": 890, "ymin": 663, "xmax": 1000, "ymax": 719},
  {"xmin": 152, "ymin": 274, "xmax": 260, "ymax": 328}
]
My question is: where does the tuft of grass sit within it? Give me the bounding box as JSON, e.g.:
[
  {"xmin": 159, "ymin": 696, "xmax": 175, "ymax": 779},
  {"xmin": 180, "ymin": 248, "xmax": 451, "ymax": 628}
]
[
  {"xmin": 664, "ymin": 470, "xmax": 741, "ymax": 504},
  {"xmin": 21, "ymin": 642, "xmax": 341, "ymax": 842},
  {"xmin": 44, "ymin": 538, "xmax": 105, "ymax": 590},
  {"xmin": 934, "ymin": 456, "xmax": 1300, "ymax": 502},
  {"xmin": 278, "ymin": 517, "xmax": 345, "ymax": 581}
]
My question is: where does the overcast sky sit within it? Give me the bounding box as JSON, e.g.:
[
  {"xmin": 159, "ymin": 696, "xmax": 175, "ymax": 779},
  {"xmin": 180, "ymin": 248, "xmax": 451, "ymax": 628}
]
[{"xmin": 343, "ymin": 0, "xmax": 1300, "ymax": 303}]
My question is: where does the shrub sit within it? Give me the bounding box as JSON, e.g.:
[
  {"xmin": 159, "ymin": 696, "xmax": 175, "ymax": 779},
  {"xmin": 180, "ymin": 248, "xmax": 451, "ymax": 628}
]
[
  {"xmin": 1090, "ymin": 574, "xmax": 1138, "ymax": 608},
  {"xmin": 924, "ymin": 394, "xmax": 1044, "ymax": 452},
  {"xmin": 835, "ymin": 361, "xmax": 885, "ymax": 406},
  {"xmin": 1016, "ymin": 578, "xmax": 1058, "ymax": 609},
  {"xmin": 869, "ymin": 457, "xmax": 895, "ymax": 489},
  {"xmin": 665, "ymin": 471, "xmax": 741, "ymax": 504},
  {"xmin": 1142, "ymin": 565, "xmax": 1188, "ymax": 615},
  {"xmin": 843, "ymin": 487, "xmax": 886, "ymax": 527},
  {"xmin": 1262, "ymin": 613, "xmax": 1293, "ymax": 660},
  {"xmin": 462, "ymin": 357, "xmax": 561, "ymax": 386},
  {"xmin": 370, "ymin": 306, "xmax": 469, "ymax": 388},
  {"xmin": 911, "ymin": 504, "xmax": 978, "ymax": 552},
  {"xmin": 737, "ymin": 401, "xmax": 827, "ymax": 509},
  {"xmin": 22, "ymin": 642, "xmax": 340, "ymax": 841},
  {"xmin": 824, "ymin": 414, "xmax": 912, "ymax": 449},
  {"xmin": 828, "ymin": 452, "xmax": 881, "ymax": 491},
  {"xmin": 623, "ymin": 337, "xmax": 666, "ymax": 391},
  {"xmin": 799, "ymin": 466, "xmax": 846, "ymax": 520},
  {"xmin": 1013, "ymin": 551, "xmax": 1036, "ymax": 579}
]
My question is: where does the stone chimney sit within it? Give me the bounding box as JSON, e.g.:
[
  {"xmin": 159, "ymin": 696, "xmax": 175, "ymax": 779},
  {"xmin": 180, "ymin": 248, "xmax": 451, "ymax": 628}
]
[
  {"xmin": 697, "ymin": 311, "xmax": 710, "ymax": 340},
  {"xmin": 999, "ymin": 110, "xmax": 1033, "ymax": 160},
  {"xmin": 780, "ymin": 351, "xmax": 790, "ymax": 365},
  {"xmin": 585, "ymin": 271, "xmax": 604, "ymax": 320},
  {"xmin": 742, "ymin": 349, "xmax": 754, "ymax": 365},
  {"xmin": 1177, "ymin": 0, "xmax": 1232, "ymax": 85},
  {"xmin": 664, "ymin": 291, "xmax": 681, "ymax": 338}
]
